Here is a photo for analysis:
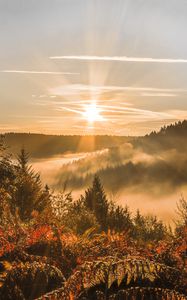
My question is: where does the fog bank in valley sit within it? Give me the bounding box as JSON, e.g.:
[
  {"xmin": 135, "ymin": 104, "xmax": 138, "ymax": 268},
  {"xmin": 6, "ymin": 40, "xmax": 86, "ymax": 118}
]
[{"xmin": 32, "ymin": 143, "xmax": 187, "ymax": 225}]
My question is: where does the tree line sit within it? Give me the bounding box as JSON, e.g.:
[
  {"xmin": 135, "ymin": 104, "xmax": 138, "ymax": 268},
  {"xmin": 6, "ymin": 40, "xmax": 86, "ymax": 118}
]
[{"xmin": 0, "ymin": 135, "xmax": 186, "ymax": 242}]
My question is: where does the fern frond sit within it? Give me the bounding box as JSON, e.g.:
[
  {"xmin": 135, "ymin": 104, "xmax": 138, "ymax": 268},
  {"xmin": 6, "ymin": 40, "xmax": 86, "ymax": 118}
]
[
  {"xmin": 76, "ymin": 257, "xmax": 180, "ymax": 290},
  {"xmin": 112, "ymin": 287, "xmax": 187, "ymax": 300},
  {"xmin": 35, "ymin": 256, "xmax": 183, "ymax": 300},
  {"xmin": 0, "ymin": 261, "xmax": 65, "ymax": 300},
  {"xmin": 37, "ymin": 287, "xmax": 187, "ymax": 300}
]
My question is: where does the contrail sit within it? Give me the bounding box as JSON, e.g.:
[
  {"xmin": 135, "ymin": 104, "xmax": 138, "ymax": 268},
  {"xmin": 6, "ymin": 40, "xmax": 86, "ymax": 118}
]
[
  {"xmin": 1, "ymin": 70, "xmax": 79, "ymax": 75},
  {"xmin": 50, "ymin": 55, "xmax": 187, "ymax": 63}
]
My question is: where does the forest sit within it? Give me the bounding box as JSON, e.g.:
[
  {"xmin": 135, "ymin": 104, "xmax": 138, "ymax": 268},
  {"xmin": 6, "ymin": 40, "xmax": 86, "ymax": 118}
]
[
  {"xmin": 55, "ymin": 121, "xmax": 187, "ymax": 195},
  {"xmin": 0, "ymin": 122, "xmax": 187, "ymax": 300},
  {"xmin": 1, "ymin": 0, "xmax": 187, "ymax": 298},
  {"xmin": 4, "ymin": 133, "xmax": 130, "ymax": 158}
]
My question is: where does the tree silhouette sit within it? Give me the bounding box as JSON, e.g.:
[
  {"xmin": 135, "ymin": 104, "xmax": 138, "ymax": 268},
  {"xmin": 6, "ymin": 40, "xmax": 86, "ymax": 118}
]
[
  {"xmin": 14, "ymin": 148, "xmax": 49, "ymax": 221},
  {"xmin": 107, "ymin": 201, "xmax": 133, "ymax": 232},
  {"xmin": 83, "ymin": 175, "xmax": 109, "ymax": 231}
]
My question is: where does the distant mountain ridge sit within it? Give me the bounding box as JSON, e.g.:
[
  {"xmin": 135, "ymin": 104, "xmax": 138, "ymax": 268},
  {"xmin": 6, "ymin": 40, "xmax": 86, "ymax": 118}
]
[
  {"xmin": 3, "ymin": 133, "xmax": 131, "ymax": 158},
  {"xmin": 146, "ymin": 120, "xmax": 187, "ymax": 137},
  {"xmin": 134, "ymin": 120, "xmax": 187, "ymax": 152},
  {"xmin": 55, "ymin": 120, "xmax": 187, "ymax": 193},
  {"xmin": 2, "ymin": 120, "xmax": 186, "ymax": 158}
]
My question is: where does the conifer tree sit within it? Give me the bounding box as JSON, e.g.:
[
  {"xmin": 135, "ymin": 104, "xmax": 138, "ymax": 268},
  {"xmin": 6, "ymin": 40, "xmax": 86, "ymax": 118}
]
[
  {"xmin": 107, "ymin": 202, "xmax": 133, "ymax": 232},
  {"xmin": 133, "ymin": 210, "xmax": 168, "ymax": 241},
  {"xmin": 14, "ymin": 148, "xmax": 49, "ymax": 221},
  {"xmin": 83, "ymin": 175, "xmax": 109, "ymax": 230},
  {"xmin": 0, "ymin": 135, "xmax": 15, "ymax": 195}
]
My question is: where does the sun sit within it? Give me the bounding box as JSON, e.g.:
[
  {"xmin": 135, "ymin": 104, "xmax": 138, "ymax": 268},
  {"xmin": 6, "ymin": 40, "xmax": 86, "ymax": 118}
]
[{"xmin": 83, "ymin": 103, "xmax": 103, "ymax": 123}]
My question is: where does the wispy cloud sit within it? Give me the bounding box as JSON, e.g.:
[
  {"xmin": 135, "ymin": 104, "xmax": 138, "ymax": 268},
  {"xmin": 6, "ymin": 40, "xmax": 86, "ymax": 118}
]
[
  {"xmin": 50, "ymin": 55, "xmax": 187, "ymax": 64},
  {"xmin": 59, "ymin": 106, "xmax": 84, "ymax": 114},
  {"xmin": 166, "ymin": 110, "xmax": 187, "ymax": 119},
  {"xmin": 55, "ymin": 103, "xmax": 172, "ymax": 121},
  {"xmin": 50, "ymin": 84, "xmax": 187, "ymax": 96},
  {"xmin": 1, "ymin": 70, "xmax": 79, "ymax": 75},
  {"xmin": 32, "ymin": 83, "xmax": 186, "ymax": 135},
  {"xmin": 141, "ymin": 93, "xmax": 177, "ymax": 97}
]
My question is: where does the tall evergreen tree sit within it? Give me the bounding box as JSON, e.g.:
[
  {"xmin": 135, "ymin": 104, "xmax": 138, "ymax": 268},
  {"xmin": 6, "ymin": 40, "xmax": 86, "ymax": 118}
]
[
  {"xmin": 0, "ymin": 135, "xmax": 16, "ymax": 195},
  {"xmin": 14, "ymin": 148, "xmax": 49, "ymax": 221},
  {"xmin": 133, "ymin": 210, "xmax": 168, "ymax": 242},
  {"xmin": 83, "ymin": 175, "xmax": 109, "ymax": 230},
  {"xmin": 107, "ymin": 202, "xmax": 133, "ymax": 232}
]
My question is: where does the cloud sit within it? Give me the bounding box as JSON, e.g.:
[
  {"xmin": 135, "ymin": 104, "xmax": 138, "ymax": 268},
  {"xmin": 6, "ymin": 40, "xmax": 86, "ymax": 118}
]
[
  {"xmin": 166, "ymin": 110, "xmax": 187, "ymax": 119},
  {"xmin": 50, "ymin": 55, "xmax": 187, "ymax": 64},
  {"xmin": 55, "ymin": 102, "xmax": 172, "ymax": 122},
  {"xmin": 57, "ymin": 106, "xmax": 84, "ymax": 115},
  {"xmin": 141, "ymin": 93, "xmax": 177, "ymax": 97},
  {"xmin": 32, "ymin": 83, "xmax": 186, "ymax": 136},
  {"xmin": 1, "ymin": 70, "xmax": 79, "ymax": 75},
  {"xmin": 50, "ymin": 84, "xmax": 187, "ymax": 96}
]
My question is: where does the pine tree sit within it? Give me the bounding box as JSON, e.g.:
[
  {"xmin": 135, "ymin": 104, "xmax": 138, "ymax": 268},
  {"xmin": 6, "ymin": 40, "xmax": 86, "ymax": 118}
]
[
  {"xmin": 0, "ymin": 135, "xmax": 16, "ymax": 195},
  {"xmin": 14, "ymin": 148, "xmax": 49, "ymax": 221},
  {"xmin": 17, "ymin": 147, "xmax": 30, "ymax": 172},
  {"xmin": 107, "ymin": 202, "xmax": 133, "ymax": 232},
  {"xmin": 83, "ymin": 175, "xmax": 109, "ymax": 231},
  {"xmin": 133, "ymin": 210, "xmax": 168, "ymax": 242}
]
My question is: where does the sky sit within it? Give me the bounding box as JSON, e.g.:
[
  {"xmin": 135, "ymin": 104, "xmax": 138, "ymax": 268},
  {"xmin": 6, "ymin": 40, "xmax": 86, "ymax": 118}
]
[{"xmin": 0, "ymin": 0, "xmax": 187, "ymax": 136}]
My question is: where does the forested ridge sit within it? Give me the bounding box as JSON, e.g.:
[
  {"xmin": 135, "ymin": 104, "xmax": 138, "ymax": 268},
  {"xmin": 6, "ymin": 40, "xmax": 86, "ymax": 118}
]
[
  {"xmin": 56, "ymin": 120, "xmax": 187, "ymax": 193},
  {"xmin": 135, "ymin": 120, "xmax": 187, "ymax": 152},
  {"xmin": 0, "ymin": 121, "xmax": 186, "ymax": 299},
  {"xmin": 4, "ymin": 120, "xmax": 187, "ymax": 158},
  {"xmin": 3, "ymin": 133, "xmax": 131, "ymax": 158}
]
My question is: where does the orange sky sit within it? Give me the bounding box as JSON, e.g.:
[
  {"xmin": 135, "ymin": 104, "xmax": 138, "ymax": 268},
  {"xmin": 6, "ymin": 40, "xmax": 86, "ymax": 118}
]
[{"xmin": 1, "ymin": 0, "xmax": 187, "ymax": 135}]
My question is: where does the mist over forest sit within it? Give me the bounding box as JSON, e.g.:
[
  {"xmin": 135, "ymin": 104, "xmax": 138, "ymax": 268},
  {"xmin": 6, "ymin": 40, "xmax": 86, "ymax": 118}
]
[
  {"xmin": 1, "ymin": 1, "xmax": 187, "ymax": 298},
  {"xmin": 3, "ymin": 120, "xmax": 187, "ymax": 223},
  {"xmin": 4, "ymin": 133, "xmax": 131, "ymax": 158}
]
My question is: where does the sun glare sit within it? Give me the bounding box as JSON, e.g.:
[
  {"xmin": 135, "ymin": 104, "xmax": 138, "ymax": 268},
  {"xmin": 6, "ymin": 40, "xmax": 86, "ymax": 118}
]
[{"xmin": 83, "ymin": 103, "xmax": 103, "ymax": 123}]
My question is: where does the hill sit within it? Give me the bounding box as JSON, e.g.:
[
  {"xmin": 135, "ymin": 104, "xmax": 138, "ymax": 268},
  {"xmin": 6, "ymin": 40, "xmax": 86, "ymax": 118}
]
[
  {"xmin": 56, "ymin": 120, "xmax": 187, "ymax": 194},
  {"xmin": 3, "ymin": 133, "xmax": 132, "ymax": 158},
  {"xmin": 134, "ymin": 120, "xmax": 187, "ymax": 153}
]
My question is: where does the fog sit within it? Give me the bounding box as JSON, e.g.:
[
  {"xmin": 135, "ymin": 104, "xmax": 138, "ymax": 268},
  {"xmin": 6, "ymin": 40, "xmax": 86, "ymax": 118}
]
[
  {"xmin": 31, "ymin": 143, "xmax": 187, "ymax": 226},
  {"xmin": 31, "ymin": 149, "xmax": 108, "ymax": 186}
]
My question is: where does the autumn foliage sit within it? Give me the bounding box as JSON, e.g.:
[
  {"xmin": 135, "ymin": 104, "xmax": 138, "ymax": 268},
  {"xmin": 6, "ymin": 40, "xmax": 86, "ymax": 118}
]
[{"xmin": 0, "ymin": 140, "xmax": 186, "ymax": 299}]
